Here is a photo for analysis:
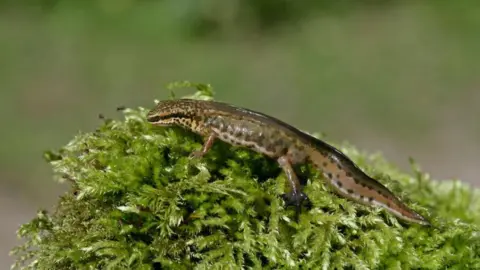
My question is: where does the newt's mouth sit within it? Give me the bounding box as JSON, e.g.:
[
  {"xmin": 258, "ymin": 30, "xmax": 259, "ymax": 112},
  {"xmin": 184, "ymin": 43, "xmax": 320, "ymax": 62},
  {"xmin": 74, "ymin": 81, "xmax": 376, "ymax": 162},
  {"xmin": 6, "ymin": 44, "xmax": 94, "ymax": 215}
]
[{"xmin": 146, "ymin": 115, "xmax": 162, "ymax": 123}]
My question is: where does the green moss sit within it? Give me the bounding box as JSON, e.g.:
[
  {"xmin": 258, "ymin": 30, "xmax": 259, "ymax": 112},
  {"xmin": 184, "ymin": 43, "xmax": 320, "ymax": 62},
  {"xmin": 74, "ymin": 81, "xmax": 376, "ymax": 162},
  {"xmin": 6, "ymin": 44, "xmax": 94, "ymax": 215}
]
[{"xmin": 11, "ymin": 83, "xmax": 480, "ymax": 269}]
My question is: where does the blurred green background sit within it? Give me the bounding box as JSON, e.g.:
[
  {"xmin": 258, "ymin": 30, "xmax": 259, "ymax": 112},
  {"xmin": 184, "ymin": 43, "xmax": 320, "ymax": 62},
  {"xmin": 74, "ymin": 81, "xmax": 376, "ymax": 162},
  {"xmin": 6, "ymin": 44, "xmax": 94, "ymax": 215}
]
[{"xmin": 1, "ymin": 0, "xmax": 479, "ymax": 266}]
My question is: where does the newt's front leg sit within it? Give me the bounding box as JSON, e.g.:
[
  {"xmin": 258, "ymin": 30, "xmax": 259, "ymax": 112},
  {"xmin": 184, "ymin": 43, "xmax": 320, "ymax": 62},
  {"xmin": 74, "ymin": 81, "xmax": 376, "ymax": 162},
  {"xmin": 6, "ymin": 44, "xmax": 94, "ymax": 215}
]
[{"xmin": 189, "ymin": 134, "xmax": 216, "ymax": 158}]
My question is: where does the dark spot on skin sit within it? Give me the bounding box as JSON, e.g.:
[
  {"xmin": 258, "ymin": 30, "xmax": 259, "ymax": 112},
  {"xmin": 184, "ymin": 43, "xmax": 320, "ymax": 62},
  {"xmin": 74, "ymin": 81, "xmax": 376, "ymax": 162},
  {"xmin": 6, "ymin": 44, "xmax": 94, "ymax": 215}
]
[
  {"xmin": 369, "ymin": 197, "xmax": 374, "ymax": 202},
  {"xmin": 354, "ymin": 178, "xmax": 359, "ymax": 184},
  {"xmin": 361, "ymin": 183, "xmax": 367, "ymax": 188},
  {"xmin": 336, "ymin": 174, "xmax": 340, "ymax": 179},
  {"xmin": 347, "ymin": 189, "xmax": 354, "ymax": 194},
  {"xmin": 274, "ymin": 141, "xmax": 285, "ymax": 150},
  {"xmin": 336, "ymin": 164, "xmax": 342, "ymax": 170},
  {"xmin": 275, "ymin": 144, "xmax": 287, "ymax": 156},
  {"xmin": 367, "ymin": 186, "xmax": 373, "ymax": 190},
  {"xmin": 266, "ymin": 143, "xmax": 276, "ymax": 153},
  {"xmin": 359, "ymin": 195, "xmax": 364, "ymax": 199},
  {"xmin": 238, "ymin": 133, "xmax": 246, "ymax": 142},
  {"xmin": 297, "ymin": 144, "xmax": 305, "ymax": 152},
  {"xmin": 327, "ymin": 173, "xmax": 333, "ymax": 179},
  {"xmin": 386, "ymin": 202, "xmax": 391, "ymax": 207},
  {"xmin": 263, "ymin": 138, "xmax": 273, "ymax": 151},
  {"xmin": 346, "ymin": 172, "xmax": 352, "ymax": 177},
  {"xmin": 336, "ymin": 181, "xmax": 343, "ymax": 187},
  {"xmin": 322, "ymin": 162, "xmax": 328, "ymax": 167},
  {"xmin": 235, "ymin": 128, "xmax": 243, "ymax": 137},
  {"xmin": 194, "ymin": 115, "xmax": 202, "ymax": 123}
]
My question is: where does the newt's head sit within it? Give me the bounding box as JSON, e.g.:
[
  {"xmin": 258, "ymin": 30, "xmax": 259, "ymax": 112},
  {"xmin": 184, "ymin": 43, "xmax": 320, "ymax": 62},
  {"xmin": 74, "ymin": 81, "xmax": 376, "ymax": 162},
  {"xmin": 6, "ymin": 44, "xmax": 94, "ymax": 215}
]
[{"xmin": 146, "ymin": 99, "xmax": 201, "ymax": 127}]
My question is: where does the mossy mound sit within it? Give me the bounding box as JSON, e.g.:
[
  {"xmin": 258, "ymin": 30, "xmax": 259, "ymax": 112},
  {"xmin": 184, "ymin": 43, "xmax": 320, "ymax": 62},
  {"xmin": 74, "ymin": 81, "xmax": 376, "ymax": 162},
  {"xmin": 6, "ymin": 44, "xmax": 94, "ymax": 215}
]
[{"xmin": 11, "ymin": 83, "xmax": 480, "ymax": 269}]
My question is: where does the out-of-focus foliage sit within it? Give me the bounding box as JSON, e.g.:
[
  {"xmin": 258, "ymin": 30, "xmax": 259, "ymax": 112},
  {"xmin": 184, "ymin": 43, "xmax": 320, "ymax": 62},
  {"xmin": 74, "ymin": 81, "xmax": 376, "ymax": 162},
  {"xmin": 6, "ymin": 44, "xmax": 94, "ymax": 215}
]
[
  {"xmin": 1, "ymin": 0, "xmax": 403, "ymax": 36},
  {"xmin": 11, "ymin": 84, "xmax": 480, "ymax": 269}
]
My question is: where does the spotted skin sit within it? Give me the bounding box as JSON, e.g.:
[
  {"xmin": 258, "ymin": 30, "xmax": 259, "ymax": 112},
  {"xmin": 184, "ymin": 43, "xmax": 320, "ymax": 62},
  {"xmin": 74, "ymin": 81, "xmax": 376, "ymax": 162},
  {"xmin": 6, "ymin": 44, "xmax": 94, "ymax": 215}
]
[{"xmin": 147, "ymin": 99, "xmax": 430, "ymax": 226}]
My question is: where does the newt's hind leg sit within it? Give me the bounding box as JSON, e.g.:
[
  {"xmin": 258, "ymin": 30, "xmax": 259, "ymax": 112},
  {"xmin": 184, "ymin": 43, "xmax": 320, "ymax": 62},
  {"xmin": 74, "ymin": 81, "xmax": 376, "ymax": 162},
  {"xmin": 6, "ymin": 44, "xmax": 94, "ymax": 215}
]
[{"xmin": 277, "ymin": 156, "xmax": 310, "ymax": 217}]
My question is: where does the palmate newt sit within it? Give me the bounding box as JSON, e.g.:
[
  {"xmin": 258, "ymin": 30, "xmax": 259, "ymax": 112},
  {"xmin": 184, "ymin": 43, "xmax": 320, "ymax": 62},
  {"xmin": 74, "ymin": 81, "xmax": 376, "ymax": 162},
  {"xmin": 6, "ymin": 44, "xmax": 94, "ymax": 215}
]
[{"xmin": 147, "ymin": 99, "xmax": 430, "ymax": 226}]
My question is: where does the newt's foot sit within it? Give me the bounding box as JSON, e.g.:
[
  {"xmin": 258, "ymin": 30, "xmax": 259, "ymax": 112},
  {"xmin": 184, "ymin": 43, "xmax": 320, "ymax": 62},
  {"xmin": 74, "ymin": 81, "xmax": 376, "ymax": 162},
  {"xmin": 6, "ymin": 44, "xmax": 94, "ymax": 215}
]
[
  {"xmin": 281, "ymin": 191, "xmax": 309, "ymax": 206},
  {"xmin": 281, "ymin": 191, "xmax": 311, "ymax": 220}
]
